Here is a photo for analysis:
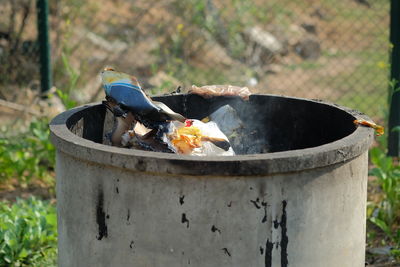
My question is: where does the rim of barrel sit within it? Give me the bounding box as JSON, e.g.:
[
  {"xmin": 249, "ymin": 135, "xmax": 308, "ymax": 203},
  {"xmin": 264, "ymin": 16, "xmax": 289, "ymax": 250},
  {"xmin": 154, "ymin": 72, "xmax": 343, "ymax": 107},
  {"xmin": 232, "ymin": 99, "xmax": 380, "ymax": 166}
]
[{"xmin": 49, "ymin": 94, "xmax": 375, "ymax": 176}]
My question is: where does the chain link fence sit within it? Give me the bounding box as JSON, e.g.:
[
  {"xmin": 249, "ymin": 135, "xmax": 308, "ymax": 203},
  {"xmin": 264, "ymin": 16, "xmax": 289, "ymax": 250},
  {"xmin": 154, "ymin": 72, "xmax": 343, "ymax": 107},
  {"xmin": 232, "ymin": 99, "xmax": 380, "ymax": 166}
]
[
  {"xmin": 0, "ymin": 0, "xmax": 390, "ymax": 120},
  {"xmin": 0, "ymin": 0, "xmax": 40, "ymax": 98}
]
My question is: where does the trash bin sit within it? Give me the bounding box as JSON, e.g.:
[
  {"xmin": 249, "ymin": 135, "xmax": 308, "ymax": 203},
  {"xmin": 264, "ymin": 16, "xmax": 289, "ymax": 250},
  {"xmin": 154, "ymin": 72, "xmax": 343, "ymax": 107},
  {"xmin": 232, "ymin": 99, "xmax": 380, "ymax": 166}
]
[{"xmin": 50, "ymin": 94, "xmax": 374, "ymax": 267}]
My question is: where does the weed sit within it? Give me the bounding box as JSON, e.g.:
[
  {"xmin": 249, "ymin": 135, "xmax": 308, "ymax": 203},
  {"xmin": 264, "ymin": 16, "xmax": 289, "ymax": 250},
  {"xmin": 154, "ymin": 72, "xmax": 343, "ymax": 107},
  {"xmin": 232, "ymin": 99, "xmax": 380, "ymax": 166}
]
[
  {"xmin": 56, "ymin": 89, "xmax": 77, "ymax": 110},
  {"xmin": 369, "ymin": 135, "xmax": 400, "ymax": 259},
  {"xmin": 150, "ymin": 80, "xmax": 175, "ymax": 96},
  {"xmin": 53, "ymin": 52, "xmax": 79, "ymax": 110},
  {"xmin": 286, "ymin": 61, "xmax": 323, "ymax": 71},
  {"xmin": 0, "ymin": 197, "xmax": 57, "ymax": 267},
  {"xmin": 0, "ymin": 119, "xmax": 55, "ymax": 186}
]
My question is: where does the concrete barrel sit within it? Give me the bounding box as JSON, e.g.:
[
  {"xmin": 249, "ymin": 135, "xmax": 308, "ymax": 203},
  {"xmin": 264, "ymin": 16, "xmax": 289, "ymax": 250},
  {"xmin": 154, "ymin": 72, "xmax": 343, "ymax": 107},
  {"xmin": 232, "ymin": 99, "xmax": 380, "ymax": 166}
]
[{"xmin": 50, "ymin": 94, "xmax": 374, "ymax": 267}]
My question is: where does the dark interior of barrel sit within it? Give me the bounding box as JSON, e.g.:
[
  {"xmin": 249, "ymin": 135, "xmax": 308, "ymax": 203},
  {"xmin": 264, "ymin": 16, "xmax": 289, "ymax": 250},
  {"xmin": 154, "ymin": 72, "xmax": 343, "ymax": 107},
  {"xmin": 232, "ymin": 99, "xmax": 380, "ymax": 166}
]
[{"xmin": 66, "ymin": 94, "xmax": 357, "ymax": 155}]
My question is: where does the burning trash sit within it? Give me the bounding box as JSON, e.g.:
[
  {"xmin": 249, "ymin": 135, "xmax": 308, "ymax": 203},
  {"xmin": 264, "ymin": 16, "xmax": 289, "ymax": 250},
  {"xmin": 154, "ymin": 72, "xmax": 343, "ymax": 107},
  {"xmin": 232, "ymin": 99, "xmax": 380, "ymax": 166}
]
[
  {"xmin": 101, "ymin": 68, "xmax": 236, "ymax": 156},
  {"xmin": 168, "ymin": 119, "xmax": 233, "ymax": 155}
]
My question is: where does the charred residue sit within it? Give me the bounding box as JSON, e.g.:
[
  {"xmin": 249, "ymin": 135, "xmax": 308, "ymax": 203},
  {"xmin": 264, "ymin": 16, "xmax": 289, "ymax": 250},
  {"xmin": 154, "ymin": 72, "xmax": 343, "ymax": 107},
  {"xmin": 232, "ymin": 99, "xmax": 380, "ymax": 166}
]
[
  {"xmin": 273, "ymin": 219, "xmax": 279, "ymax": 229},
  {"xmin": 222, "ymin": 248, "xmax": 231, "ymax": 257},
  {"xmin": 264, "ymin": 201, "xmax": 289, "ymax": 267},
  {"xmin": 96, "ymin": 190, "xmax": 108, "ymax": 240},
  {"xmin": 135, "ymin": 159, "xmax": 147, "ymax": 172},
  {"xmin": 115, "ymin": 178, "xmax": 120, "ymax": 194},
  {"xmin": 265, "ymin": 240, "xmax": 273, "ymax": 267},
  {"xmin": 252, "ymin": 198, "xmax": 268, "ymax": 223},
  {"xmin": 211, "ymin": 225, "xmax": 221, "ymax": 234},
  {"xmin": 127, "ymin": 209, "xmax": 131, "ymax": 224},
  {"xmin": 181, "ymin": 213, "xmax": 189, "ymax": 228},
  {"xmin": 179, "ymin": 195, "xmax": 185, "ymax": 205},
  {"xmin": 261, "ymin": 201, "xmax": 267, "ymax": 223},
  {"xmin": 281, "ymin": 200, "xmax": 288, "ymax": 267},
  {"xmin": 250, "ymin": 198, "xmax": 261, "ymax": 209}
]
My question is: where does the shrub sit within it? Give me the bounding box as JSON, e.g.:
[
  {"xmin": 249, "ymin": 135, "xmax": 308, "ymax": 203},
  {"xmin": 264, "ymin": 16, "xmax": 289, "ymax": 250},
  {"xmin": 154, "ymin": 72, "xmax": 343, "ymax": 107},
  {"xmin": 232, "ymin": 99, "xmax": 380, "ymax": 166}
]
[
  {"xmin": 369, "ymin": 136, "xmax": 400, "ymax": 258},
  {"xmin": 0, "ymin": 197, "xmax": 57, "ymax": 266},
  {"xmin": 0, "ymin": 119, "xmax": 55, "ymax": 185}
]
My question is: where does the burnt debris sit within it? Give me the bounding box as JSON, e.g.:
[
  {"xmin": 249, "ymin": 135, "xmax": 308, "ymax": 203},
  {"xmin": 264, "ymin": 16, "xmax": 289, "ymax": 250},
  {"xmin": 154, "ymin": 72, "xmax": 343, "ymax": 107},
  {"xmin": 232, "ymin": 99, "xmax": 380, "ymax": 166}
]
[
  {"xmin": 96, "ymin": 190, "xmax": 108, "ymax": 240},
  {"xmin": 181, "ymin": 213, "xmax": 189, "ymax": 228},
  {"xmin": 179, "ymin": 195, "xmax": 185, "ymax": 205},
  {"xmin": 211, "ymin": 225, "xmax": 221, "ymax": 234},
  {"xmin": 222, "ymin": 248, "xmax": 231, "ymax": 257},
  {"xmin": 264, "ymin": 200, "xmax": 289, "ymax": 267},
  {"xmin": 101, "ymin": 68, "xmax": 236, "ymax": 156}
]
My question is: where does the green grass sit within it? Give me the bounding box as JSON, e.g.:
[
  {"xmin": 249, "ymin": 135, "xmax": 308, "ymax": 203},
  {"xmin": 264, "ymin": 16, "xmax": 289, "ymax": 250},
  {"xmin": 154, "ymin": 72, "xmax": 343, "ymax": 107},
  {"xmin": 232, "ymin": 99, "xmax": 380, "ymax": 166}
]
[
  {"xmin": 286, "ymin": 61, "xmax": 324, "ymax": 71},
  {"xmin": 172, "ymin": 64, "xmax": 232, "ymax": 87},
  {"xmin": 0, "ymin": 197, "xmax": 57, "ymax": 267},
  {"xmin": 319, "ymin": 0, "xmax": 389, "ymax": 117},
  {"xmin": 0, "ymin": 119, "xmax": 55, "ymax": 186},
  {"xmin": 312, "ymin": 47, "xmax": 389, "ymax": 117},
  {"xmin": 337, "ymin": 91, "xmax": 387, "ymax": 119},
  {"xmin": 368, "ymin": 135, "xmax": 400, "ymax": 260},
  {"xmin": 153, "ymin": 56, "xmax": 242, "ymax": 92},
  {"xmin": 319, "ymin": 0, "xmax": 390, "ymax": 20}
]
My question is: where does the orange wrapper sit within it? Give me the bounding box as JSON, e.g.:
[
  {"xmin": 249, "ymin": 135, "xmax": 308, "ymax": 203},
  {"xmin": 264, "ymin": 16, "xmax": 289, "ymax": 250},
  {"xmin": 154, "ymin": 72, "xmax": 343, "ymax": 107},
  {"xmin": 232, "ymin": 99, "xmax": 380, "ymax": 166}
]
[{"xmin": 354, "ymin": 119, "xmax": 384, "ymax": 136}]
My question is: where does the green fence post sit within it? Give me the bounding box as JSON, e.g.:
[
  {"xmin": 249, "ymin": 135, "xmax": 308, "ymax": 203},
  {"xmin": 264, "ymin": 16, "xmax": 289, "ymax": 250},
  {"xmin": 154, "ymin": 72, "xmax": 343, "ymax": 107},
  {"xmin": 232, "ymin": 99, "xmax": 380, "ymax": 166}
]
[
  {"xmin": 36, "ymin": 0, "xmax": 52, "ymax": 94},
  {"xmin": 388, "ymin": 0, "xmax": 400, "ymax": 156}
]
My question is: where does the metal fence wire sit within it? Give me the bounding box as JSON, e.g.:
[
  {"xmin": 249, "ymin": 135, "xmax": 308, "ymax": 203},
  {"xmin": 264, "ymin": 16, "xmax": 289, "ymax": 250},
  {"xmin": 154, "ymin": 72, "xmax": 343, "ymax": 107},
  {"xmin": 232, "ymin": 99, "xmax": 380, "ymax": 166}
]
[
  {"xmin": 0, "ymin": 0, "xmax": 390, "ymax": 120},
  {"xmin": 0, "ymin": 0, "xmax": 40, "ymax": 97}
]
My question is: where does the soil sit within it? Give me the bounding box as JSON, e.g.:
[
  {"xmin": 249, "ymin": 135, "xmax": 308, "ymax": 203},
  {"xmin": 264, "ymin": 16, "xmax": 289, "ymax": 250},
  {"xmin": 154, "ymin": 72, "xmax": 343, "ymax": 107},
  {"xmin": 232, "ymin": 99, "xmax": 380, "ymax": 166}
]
[{"xmin": 0, "ymin": 178, "xmax": 55, "ymax": 203}]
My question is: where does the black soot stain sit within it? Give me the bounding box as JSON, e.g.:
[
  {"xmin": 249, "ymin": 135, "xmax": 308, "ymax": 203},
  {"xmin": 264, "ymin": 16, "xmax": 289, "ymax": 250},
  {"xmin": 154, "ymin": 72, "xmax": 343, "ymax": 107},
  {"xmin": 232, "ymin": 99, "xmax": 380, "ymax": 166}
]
[
  {"xmin": 179, "ymin": 195, "xmax": 185, "ymax": 205},
  {"xmin": 250, "ymin": 198, "xmax": 261, "ymax": 209},
  {"xmin": 135, "ymin": 159, "xmax": 146, "ymax": 172},
  {"xmin": 280, "ymin": 200, "xmax": 288, "ymax": 267},
  {"xmin": 260, "ymin": 246, "xmax": 264, "ymax": 255},
  {"xmin": 261, "ymin": 201, "xmax": 267, "ymax": 223},
  {"xmin": 222, "ymin": 248, "xmax": 231, "ymax": 257},
  {"xmin": 96, "ymin": 190, "xmax": 108, "ymax": 240},
  {"xmin": 181, "ymin": 213, "xmax": 189, "ymax": 228},
  {"xmin": 273, "ymin": 219, "xmax": 279, "ymax": 229},
  {"xmin": 264, "ymin": 201, "xmax": 289, "ymax": 267},
  {"xmin": 127, "ymin": 209, "xmax": 131, "ymax": 223},
  {"xmin": 265, "ymin": 240, "xmax": 273, "ymax": 267},
  {"xmin": 115, "ymin": 178, "xmax": 119, "ymax": 194},
  {"xmin": 211, "ymin": 225, "xmax": 221, "ymax": 234}
]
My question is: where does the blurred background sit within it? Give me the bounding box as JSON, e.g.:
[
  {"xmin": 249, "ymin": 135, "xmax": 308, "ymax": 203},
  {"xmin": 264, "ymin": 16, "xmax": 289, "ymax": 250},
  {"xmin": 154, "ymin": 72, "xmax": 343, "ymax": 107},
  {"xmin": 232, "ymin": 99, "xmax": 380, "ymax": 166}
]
[
  {"xmin": 0, "ymin": 0, "xmax": 390, "ymax": 123},
  {"xmin": 0, "ymin": 1, "xmax": 398, "ymax": 266}
]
